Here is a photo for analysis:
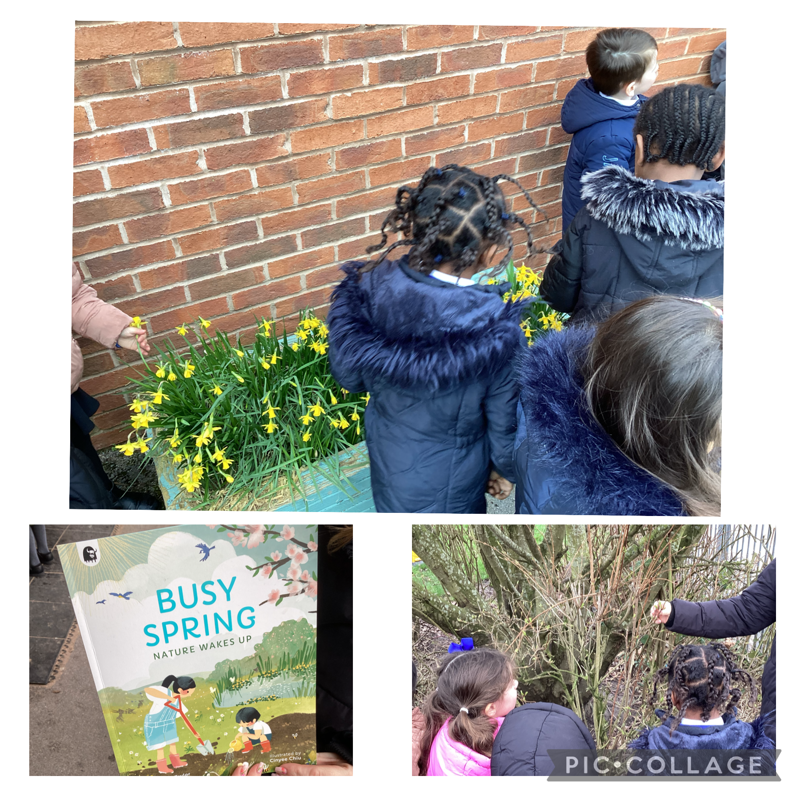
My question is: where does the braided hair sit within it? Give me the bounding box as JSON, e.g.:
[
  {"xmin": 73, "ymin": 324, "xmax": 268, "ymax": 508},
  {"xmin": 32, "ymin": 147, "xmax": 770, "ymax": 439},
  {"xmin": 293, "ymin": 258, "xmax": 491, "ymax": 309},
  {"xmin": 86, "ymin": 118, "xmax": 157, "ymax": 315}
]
[
  {"xmin": 633, "ymin": 83, "xmax": 725, "ymax": 171},
  {"xmin": 363, "ymin": 164, "xmax": 545, "ymax": 276},
  {"xmin": 650, "ymin": 643, "xmax": 756, "ymax": 733}
]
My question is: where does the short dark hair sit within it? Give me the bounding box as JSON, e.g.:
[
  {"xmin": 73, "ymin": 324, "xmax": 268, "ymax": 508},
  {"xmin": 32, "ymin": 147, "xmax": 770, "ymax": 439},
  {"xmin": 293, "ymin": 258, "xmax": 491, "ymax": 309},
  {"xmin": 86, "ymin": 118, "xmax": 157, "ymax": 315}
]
[
  {"xmin": 633, "ymin": 83, "xmax": 725, "ymax": 170},
  {"xmin": 235, "ymin": 706, "xmax": 261, "ymax": 723},
  {"xmin": 586, "ymin": 28, "xmax": 658, "ymax": 96}
]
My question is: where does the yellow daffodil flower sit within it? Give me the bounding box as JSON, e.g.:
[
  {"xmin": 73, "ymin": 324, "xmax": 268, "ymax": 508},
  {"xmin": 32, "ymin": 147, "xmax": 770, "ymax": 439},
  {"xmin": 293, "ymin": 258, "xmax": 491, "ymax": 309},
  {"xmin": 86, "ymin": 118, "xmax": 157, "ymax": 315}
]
[
  {"xmin": 350, "ymin": 412, "xmax": 359, "ymax": 421},
  {"xmin": 329, "ymin": 419, "xmax": 341, "ymax": 429},
  {"xmin": 235, "ymin": 349, "xmax": 244, "ymax": 358},
  {"xmin": 138, "ymin": 438, "xmax": 151, "ymax": 452},
  {"xmin": 173, "ymin": 453, "xmax": 184, "ymax": 464},
  {"xmin": 261, "ymin": 320, "xmax": 272, "ymax": 336},
  {"xmin": 291, "ymin": 342, "xmax": 299, "ymax": 351},
  {"xmin": 338, "ymin": 417, "xmax": 350, "ymax": 430},
  {"xmin": 220, "ymin": 455, "xmax": 233, "ymax": 470},
  {"xmin": 263, "ymin": 421, "xmax": 278, "ymax": 433},
  {"xmin": 270, "ymin": 352, "xmax": 279, "ymax": 365},
  {"xmin": 363, "ymin": 393, "xmax": 371, "ymax": 406},
  {"xmin": 262, "ymin": 404, "xmax": 280, "ymax": 419},
  {"xmin": 194, "ymin": 452, "xmax": 203, "ymax": 464},
  {"xmin": 152, "ymin": 390, "xmax": 169, "ymax": 405},
  {"xmin": 309, "ymin": 403, "xmax": 325, "ymax": 417},
  {"xmin": 211, "ymin": 446, "xmax": 225, "ymax": 462},
  {"xmin": 318, "ymin": 323, "xmax": 328, "ymax": 338},
  {"xmin": 199, "ymin": 317, "xmax": 211, "ymax": 329},
  {"xmin": 302, "ymin": 431, "xmax": 312, "ymax": 442},
  {"xmin": 156, "ymin": 364, "xmax": 166, "ymax": 378},
  {"xmin": 184, "ymin": 362, "xmax": 196, "ymax": 378},
  {"xmin": 232, "ymin": 372, "xmax": 244, "ymax": 383},
  {"xmin": 169, "ymin": 431, "xmax": 181, "ymax": 448},
  {"xmin": 296, "ymin": 329, "xmax": 308, "ymax": 341},
  {"xmin": 212, "ymin": 384, "xmax": 223, "ymax": 395},
  {"xmin": 300, "ymin": 413, "xmax": 313, "ymax": 425},
  {"xmin": 329, "ymin": 392, "xmax": 338, "ymax": 406},
  {"xmin": 223, "ymin": 474, "xmax": 234, "ymax": 484},
  {"xmin": 168, "ymin": 370, "xmax": 177, "ymax": 381},
  {"xmin": 260, "ymin": 359, "xmax": 270, "ymax": 370},
  {"xmin": 115, "ymin": 441, "xmax": 137, "ymax": 456},
  {"xmin": 176, "ymin": 324, "xmax": 188, "ymax": 336}
]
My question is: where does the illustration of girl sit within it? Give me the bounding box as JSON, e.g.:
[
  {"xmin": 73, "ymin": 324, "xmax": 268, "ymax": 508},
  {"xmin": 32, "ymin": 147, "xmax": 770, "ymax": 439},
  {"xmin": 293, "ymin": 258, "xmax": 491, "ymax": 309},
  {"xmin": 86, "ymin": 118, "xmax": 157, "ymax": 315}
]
[{"xmin": 143, "ymin": 674, "xmax": 196, "ymax": 774}]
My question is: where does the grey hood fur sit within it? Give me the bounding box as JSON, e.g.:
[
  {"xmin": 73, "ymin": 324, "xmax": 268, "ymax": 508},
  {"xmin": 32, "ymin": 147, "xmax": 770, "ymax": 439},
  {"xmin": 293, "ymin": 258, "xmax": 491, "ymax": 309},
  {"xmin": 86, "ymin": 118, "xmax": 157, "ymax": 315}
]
[{"xmin": 580, "ymin": 165, "xmax": 724, "ymax": 251}]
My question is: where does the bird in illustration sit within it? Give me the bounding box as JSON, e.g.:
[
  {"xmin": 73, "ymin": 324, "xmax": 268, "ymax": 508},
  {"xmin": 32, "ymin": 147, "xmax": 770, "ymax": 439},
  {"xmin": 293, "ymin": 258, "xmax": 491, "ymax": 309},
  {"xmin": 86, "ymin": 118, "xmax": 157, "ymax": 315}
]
[
  {"xmin": 96, "ymin": 599, "xmax": 106, "ymax": 604},
  {"xmin": 110, "ymin": 591, "xmax": 133, "ymax": 600},
  {"xmin": 196, "ymin": 543, "xmax": 216, "ymax": 562}
]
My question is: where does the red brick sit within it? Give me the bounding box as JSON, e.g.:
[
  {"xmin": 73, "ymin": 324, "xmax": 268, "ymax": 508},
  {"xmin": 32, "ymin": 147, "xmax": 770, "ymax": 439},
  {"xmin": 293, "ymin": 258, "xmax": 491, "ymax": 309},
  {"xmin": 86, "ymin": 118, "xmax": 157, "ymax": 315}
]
[
  {"xmin": 73, "ymin": 224, "xmax": 124, "ymax": 256},
  {"xmin": 269, "ymin": 247, "xmax": 336, "ymax": 279},
  {"xmin": 305, "ymin": 264, "xmax": 344, "ymax": 290},
  {"xmin": 125, "ymin": 205, "xmax": 213, "ymax": 244},
  {"xmin": 116, "ymin": 286, "xmax": 187, "ymax": 316},
  {"xmin": 79, "ymin": 363, "xmax": 145, "ymax": 396},
  {"xmin": 406, "ymin": 25, "xmax": 474, "ymax": 51},
  {"xmin": 540, "ymin": 165, "xmax": 565, "ymax": 186},
  {"xmin": 525, "ymin": 104, "xmax": 562, "ymax": 130},
  {"xmin": 74, "ymin": 61, "xmax": 136, "ymax": 97},
  {"xmin": 278, "ymin": 23, "xmax": 361, "ymax": 34},
  {"xmin": 137, "ymin": 49, "xmax": 236, "ymax": 87},
  {"xmin": 214, "ymin": 187, "xmax": 294, "ymax": 222},
  {"xmin": 274, "ymin": 287, "xmax": 330, "ymax": 318},
  {"xmin": 498, "ymin": 83, "xmax": 555, "ymax": 112},
  {"xmin": 336, "ymin": 188, "xmax": 394, "ymax": 218},
  {"xmin": 287, "ymin": 64, "xmax": 364, "ymax": 98},
  {"xmin": 468, "ymin": 113, "xmax": 523, "ymax": 142},
  {"xmin": 255, "ymin": 153, "xmax": 332, "ymax": 187},
  {"xmin": 441, "ymin": 44, "xmax": 502, "ymax": 73},
  {"xmin": 296, "ymin": 172, "xmax": 366, "ymax": 204},
  {"xmin": 178, "ymin": 221, "xmax": 259, "ymax": 256},
  {"xmin": 74, "ymin": 187, "xmax": 165, "ymax": 227},
  {"xmin": 473, "ymin": 65, "xmax": 533, "ymax": 94},
  {"xmin": 75, "ymin": 22, "xmax": 177, "ymax": 61},
  {"xmin": 179, "ymin": 23, "xmax": 275, "ymax": 47},
  {"xmin": 331, "ymin": 86, "xmax": 404, "ymax": 119},
  {"xmin": 406, "ymin": 126, "xmax": 465, "ymax": 156},
  {"xmin": 91, "ymin": 274, "xmax": 137, "ymax": 303},
  {"xmin": 506, "ymin": 35, "xmax": 563, "ymax": 63},
  {"xmin": 149, "ymin": 298, "xmax": 230, "ymax": 333},
  {"xmin": 494, "ymin": 129, "xmax": 548, "ymax": 157},
  {"xmin": 153, "ymin": 114, "xmax": 245, "ymax": 149},
  {"xmin": 74, "ymin": 169, "xmax": 106, "ymax": 197},
  {"xmin": 301, "ymin": 218, "xmax": 365, "ymax": 249},
  {"xmin": 657, "ymin": 39, "xmax": 690, "ymax": 60},
  {"xmin": 655, "ymin": 56, "xmax": 705, "ymax": 81},
  {"xmin": 478, "ymin": 26, "xmax": 540, "ymax": 39},
  {"xmin": 291, "ymin": 120, "xmax": 363, "ymax": 154},
  {"xmin": 224, "ymin": 235, "xmax": 297, "ymax": 268},
  {"xmin": 366, "ymin": 107, "xmax": 434, "ymax": 138},
  {"xmin": 261, "ymin": 204, "xmax": 332, "ymax": 236},
  {"xmin": 406, "ymin": 75, "xmax": 470, "ymax": 105},
  {"xmin": 686, "ymin": 31, "xmax": 726, "ymax": 54},
  {"xmin": 249, "ymin": 100, "xmax": 328, "ymax": 134},
  {"xmin": 138, "ymin": 254, "xmax": 222, "ymax": 289},
  {"xmin": 232, "ymin": 276, "xmax": 303, "ymax": 309},
  {"xmin": 368, "ymin": 156, "xmax": 430, "ymax": 188},
  {"xmin": 204, "ymin": 135, "xmax": 288, "ymax": 170},
  {"xmin": 168, "ymin": 170, "xmax": 253, "ymax": 206},
  {"xmin": 85, "ymin": 241, "xmax": 176, "ymax": 278},
  {"xmin": 548, "ymin": 125, "xmax": 571, "ymax": 145},
  {"xmin": 535, "ymin": 54, "xmax": 586, "ymax": 82},
  {"xmin": 92, "ymin": 425, "xmax": 138, "ymax": 451},
  {"xmin": 74, "ymin": 128, "xmax": 151, "ymax": 166},
  {"xmin": 107, "ymin": 151, "xmax": 202, "ymax": 190},
  {"xmin": 563, "ymin": 29, "xmax": 598, "ymax": 53},
  {"xmin": 437, "ymin": 95, "xmax": 497, "ymax": 125},
  {"xmin": 666, "ymin": 27, "xmax": 707, "ymax": 37},
  {"xmin": 81, "ymin": 351, "xmax": 116, "ymax": 376},
  {"xmin": 518, "ymin": 144, "xmax": 569, "ymax": 172},
  {"xmin": 240, "ymin": 40, "xmax": 324, "ymax": 73},
  {"xmin": 91, "ymin": 89, "xmax": 193, "ymax": 128},
  {"xmin": 329, "ymin": 28, "xmax": 404, "ymax": 61},
  {"xmin": 336, "ymin": 139, "xmax": 401, "ymax": 170},
  {"xmin": 194, "ymin": 75, "xmax": 283, "ymax": 111},
  {"xmin": 556, "ymin": 80, "xmax": 574, "ymax": 101},
  {"xmin": 433, "ymin": 143, "xmax": 491, "ymax": 168},
  {"xmin": 90, "ymin": 404, "xmax": 134, "ymax": 432},
  {"xmin": 189, "ymin": 266, "xmax": 265, "ymax": 301},
  {"xmin": 338, "ymin": 233, "xmax": 384, "ymax": 262},
  {"xmin": 369, "ymin": 54, "xmax": 437, "ymax": 85},
  {"xmin": 75, "ymin": 105, "xmax": 91, "ymax": 133}
]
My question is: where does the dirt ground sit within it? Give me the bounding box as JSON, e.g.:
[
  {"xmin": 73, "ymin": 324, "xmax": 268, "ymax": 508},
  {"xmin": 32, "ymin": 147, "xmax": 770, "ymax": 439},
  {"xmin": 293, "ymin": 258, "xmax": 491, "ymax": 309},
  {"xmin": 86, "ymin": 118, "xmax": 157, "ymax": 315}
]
[{"xmin": 99, "ymin": 446, "xmax": 161, "ymax": 498}]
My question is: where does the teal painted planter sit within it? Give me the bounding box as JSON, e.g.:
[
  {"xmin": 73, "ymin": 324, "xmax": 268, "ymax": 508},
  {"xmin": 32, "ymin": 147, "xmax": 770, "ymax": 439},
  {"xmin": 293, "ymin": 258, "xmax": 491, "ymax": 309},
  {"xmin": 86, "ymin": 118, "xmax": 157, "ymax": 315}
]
[{"xmin": 153, "ymin": 441, "xmax": 375, "ymax": 512}]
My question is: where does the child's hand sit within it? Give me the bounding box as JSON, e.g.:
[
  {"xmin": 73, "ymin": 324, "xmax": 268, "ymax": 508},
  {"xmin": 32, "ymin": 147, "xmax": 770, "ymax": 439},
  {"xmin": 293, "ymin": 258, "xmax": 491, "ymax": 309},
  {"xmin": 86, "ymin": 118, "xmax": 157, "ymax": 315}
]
[
  {"xmin": 486, "ymin": 470, "xmax": 513, "ymax": 500},
  {"xmin": 117, "ymin": 325, "xmax": 151, "ymax": 354},
  {"xmin": 274, "ymin": 752, "xmax": 352, "ymax": 776},
  {"xmin": 650, "ymin": 601, "xmax": 672, "ymax": 624}
]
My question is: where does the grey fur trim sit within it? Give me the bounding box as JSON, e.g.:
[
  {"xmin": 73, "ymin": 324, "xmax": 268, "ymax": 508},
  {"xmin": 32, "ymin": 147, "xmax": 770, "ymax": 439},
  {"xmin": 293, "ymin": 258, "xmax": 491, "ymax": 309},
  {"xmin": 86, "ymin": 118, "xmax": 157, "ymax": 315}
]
[{"xmin": 580, "ymin": 165, "xmax": 724, "ymax": 250}]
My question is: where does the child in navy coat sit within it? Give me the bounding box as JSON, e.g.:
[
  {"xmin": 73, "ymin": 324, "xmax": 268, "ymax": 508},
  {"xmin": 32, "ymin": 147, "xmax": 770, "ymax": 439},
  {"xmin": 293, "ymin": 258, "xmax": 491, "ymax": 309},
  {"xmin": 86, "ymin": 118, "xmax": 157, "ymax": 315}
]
[{"xmin": 327, "ymin": 164, "xmax": 542, "ymax": 513}]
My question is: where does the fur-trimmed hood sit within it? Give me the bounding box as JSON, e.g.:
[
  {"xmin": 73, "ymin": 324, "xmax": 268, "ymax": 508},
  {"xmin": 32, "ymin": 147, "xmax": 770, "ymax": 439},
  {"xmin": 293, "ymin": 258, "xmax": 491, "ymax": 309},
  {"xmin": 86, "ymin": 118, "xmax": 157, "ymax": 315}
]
[
  {"xmin": 581, "ymin": 165, "xmax": 724, "ymax": 251},
  {"xmin": 514, "ymin": 326, "xmax": 685, "ymax": 515},
  {"xmin": 328, "ymin": 256, "xmax": 526, "ymax": 393}
]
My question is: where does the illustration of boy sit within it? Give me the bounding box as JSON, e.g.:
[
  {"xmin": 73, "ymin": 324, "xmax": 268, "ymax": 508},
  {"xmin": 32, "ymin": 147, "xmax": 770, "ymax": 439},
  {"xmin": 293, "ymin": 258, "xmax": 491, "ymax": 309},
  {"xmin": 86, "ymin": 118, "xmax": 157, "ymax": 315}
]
[{"xmin": 234, "ymin": 707, "xmax": 272, "ymax": 753}]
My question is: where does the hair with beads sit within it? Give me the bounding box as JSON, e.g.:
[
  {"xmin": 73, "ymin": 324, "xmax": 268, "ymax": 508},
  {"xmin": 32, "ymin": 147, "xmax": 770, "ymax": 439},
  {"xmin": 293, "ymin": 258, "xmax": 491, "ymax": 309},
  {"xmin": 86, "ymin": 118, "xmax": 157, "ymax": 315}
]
[
  {"xmin": 582, "ymin": 295, "xmax": 722, "ymax": 516},
  {"xmin": 633, "ymin": 83, "xmax": 725, "ymax": 170},
  {"xmin": 417, "ymin": 648, "xmax": 515, "ymax": 775},
  {"xmin": 651, "ymin": 643, "xmax": 755, "ymax": 733},
  {"xmin": 363, "ymin": 164, "xmax": 545, "ymax": 276},
  {"xmin": 586, "ymin": 28, "xmax": 658, "ymax": 96}
]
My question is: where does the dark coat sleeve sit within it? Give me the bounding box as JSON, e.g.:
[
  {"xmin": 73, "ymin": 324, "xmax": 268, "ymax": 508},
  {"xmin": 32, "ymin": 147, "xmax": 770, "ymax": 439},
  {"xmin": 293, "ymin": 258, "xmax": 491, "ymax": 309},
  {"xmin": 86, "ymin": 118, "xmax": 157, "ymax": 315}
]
[
  {"xmin": 326, "ymin": 273, "xmax": 368, "ymax": 392},
  {"xmin": 582, "ymin": 133, "xmax": 636, "ymax": 178},
  {"xmin": 540, "ymin": 212, "xmax": 587, "ymax": 313},
  {"xmin": 667, "ymin": 560, "xmax": 776, "ymax": 639},
  {"xmin": 484, "ymin": 360, "xmax": 518, "ymax": 481}
]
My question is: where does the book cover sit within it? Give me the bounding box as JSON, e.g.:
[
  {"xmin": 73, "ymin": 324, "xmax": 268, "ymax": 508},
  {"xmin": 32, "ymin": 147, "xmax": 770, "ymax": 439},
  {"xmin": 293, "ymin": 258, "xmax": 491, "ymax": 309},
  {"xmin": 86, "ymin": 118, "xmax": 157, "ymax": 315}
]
[{"xmin": 59, "ymin": 524, "xmax": 318, "ymax": 776}]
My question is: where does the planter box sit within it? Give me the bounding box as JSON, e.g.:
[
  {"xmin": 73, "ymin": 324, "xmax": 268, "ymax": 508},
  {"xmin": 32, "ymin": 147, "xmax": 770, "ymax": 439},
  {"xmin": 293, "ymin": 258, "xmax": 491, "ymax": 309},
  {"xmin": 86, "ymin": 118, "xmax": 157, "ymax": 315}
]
[{"xmin": 153, "ymin": 441, "xmax": 375, "ymax": 512}]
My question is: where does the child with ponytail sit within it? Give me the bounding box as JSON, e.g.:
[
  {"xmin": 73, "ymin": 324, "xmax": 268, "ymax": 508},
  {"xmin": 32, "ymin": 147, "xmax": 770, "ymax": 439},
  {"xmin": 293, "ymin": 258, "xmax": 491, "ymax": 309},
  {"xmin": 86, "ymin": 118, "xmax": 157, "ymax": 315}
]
[{"xmin": 418, "ymin": 646, "xmax": 518, "ymax": 776}]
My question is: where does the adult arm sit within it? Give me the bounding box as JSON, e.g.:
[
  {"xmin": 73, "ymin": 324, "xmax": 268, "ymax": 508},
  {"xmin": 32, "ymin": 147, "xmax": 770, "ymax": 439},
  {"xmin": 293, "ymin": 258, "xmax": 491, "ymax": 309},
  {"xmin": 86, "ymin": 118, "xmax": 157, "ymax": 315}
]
[
  {"xmin": 540, "ymin": 214, "xmax": 587, "ymax": 313},
  {"xmin": 667, "ymin": 560, "xmax": 776, "ymax": 639}
]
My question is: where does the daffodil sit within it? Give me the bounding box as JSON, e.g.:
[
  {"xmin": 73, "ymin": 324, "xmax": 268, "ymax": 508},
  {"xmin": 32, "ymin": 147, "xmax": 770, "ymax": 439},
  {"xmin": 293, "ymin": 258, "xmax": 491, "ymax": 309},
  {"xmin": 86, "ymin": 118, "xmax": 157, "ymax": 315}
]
[
  {"xmin": 138, "ymin": 438, "xmax": 151, "ymax": 453},
  {"xmin": 212, "ymin": 384, "xmax": 223, "ymax": 396},
  {"xmin": 318, "ymin": 323, "xmax": 328, "ymax": 338},
  {"xmin": 363, "ymin": 393, "xmax": 371, "ymax": 406},
  {"xmin": 169, "ymin": 431, "xmax": 181, "ymax": 448},
  {"xmin": 329, "ymin": 419, "xmax": 341, "ymax": 429},
  {"xmin": 270, "ymin": 352, "xmax": 279, "ymax": 365},
  {"xmin": 194, "ymin": 452, "xmax": 203, "ymax": 464},
  {"xmin": 263, "ymin": 421, "xmax": 278, "ymax": 433},
  {"xmin": 211, "ymin": 446, "xmax": 225, "ymax": 463},
  {"xmin": 155, "ymin": 364, "xmax": 166, "ymax": 378},
  {"xmin": 152, "ymin": 389, "xmax": 169, "ymax": 405},
  {"xmin": 329, "ymin": 392, "xmax": 338, "ymax": 406},
  {"xmin": 128, "ymin": 398, "xmax": 148, "ymax": 413},
  {"xmin": 296, "ymin": 328, "xmax": 308, "ymax": 341},
  {"xmin": 132, "ymin": 316, "xmax": 142, "ymax": 328},
  {"xmin": 262, "ymin": 404, "xmax": 280, "ymax": 419},
  {"xmin": 261, "ymin": 320, "xmax": 272, "ymax": 336},
  {"xmin": 260, "ymin": 359, "xmax": 270, "ymax": 370},
  {"xmin": 309, "ymin": 403, "xmax": 324, "ymax": 417},
  {"xmin": 198, "ymin": 317, "xmax": 211, "ymax": 329},
  {"xmin": 234, "ymin": 349, "xmax": 244, "ymax": 358},
  {"xmin": 176, "ymin": 324, "xmax": 188, "ymax": 336},
  {"xmin": 223, "ymin": 473, "xmax": 234, "ymax": 484},
  {"xmin": 338, "ymin": 416, "xmax": 350, "ymax": 430},
  {"xmin": 300, "ymin": 413, "xmax": 313, "ymax": 426},
  {"xmin": 232, "ymin": 372, "xmax": 245, "ymax": 383},
  {"xmin": 168, "ymin": 370, "xmax": 177, "ymax": 381},
  {"xmin": 173, "ymin": 453, "xmax": 184, "ymax": 464},
  {"xmin": 302, "ymin": 431, "xmax": 312, "ymax": 442},
  {"xmin": 350, "ymin": 412, "xmax": 359, "ymax": 421},
  {"xmin": 291, "ymin": 342, "xmax": 299, "ymax": 351},
  {"xmin": 115, "ymin": 441, "xmax": 137, "ymax": 456},
  {"xmin": 184, "ymin": 362, "xmax": 195, "ymax": 378}
]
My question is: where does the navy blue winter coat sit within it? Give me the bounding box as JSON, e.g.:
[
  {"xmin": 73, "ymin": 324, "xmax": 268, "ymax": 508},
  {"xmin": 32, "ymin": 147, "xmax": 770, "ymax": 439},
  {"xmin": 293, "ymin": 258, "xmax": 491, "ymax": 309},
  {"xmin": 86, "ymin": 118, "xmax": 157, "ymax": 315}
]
[
  {"xmin": 492, "ymin": 703, "xmax": 595, "ymax": 776},
  {"xmin": 666, "ymin": 559, "xmax": 776, "ymax": 744},
  {"xmin": 327, "ymin": 257, "xmax": 525, "ymax": 513},
  {"xmin": 561, "ymin": 78, "xmax": 645, "ymax": 232},
  {"xmin": 513, "ymin": 325, "xmax": 685, "ymax": 515},
  {"xmin": 542, "ymin": 165, "xmax": 724, "ymax": 324}
]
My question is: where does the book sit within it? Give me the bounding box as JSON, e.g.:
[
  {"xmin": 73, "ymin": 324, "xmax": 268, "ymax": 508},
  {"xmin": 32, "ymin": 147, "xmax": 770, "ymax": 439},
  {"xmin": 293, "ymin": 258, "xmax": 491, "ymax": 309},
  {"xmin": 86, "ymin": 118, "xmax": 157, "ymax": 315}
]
[{"xmin": 59, "ymin": 523, "xmax": 318, "ymax": 776}]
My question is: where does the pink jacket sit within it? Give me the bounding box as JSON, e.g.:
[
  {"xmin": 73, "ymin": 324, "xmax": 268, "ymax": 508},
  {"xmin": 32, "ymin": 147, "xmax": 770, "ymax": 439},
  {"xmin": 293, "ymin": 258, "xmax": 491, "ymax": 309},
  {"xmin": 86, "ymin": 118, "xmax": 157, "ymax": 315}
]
[
  {"xmin": 426, "ymin": 717, "xmax": 504, "ymax": 777},
  {"xmin": 71, "ymin": 264, "xmax": 131, "ymax": 394}
]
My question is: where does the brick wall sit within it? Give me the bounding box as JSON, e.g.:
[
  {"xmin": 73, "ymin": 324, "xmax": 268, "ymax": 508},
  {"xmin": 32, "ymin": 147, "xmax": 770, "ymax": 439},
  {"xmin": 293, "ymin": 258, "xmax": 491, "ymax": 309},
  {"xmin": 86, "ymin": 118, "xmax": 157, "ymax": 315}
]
[{"xmin": 73, "ymin": 22, "xmax": 725, "ymax": 448}]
